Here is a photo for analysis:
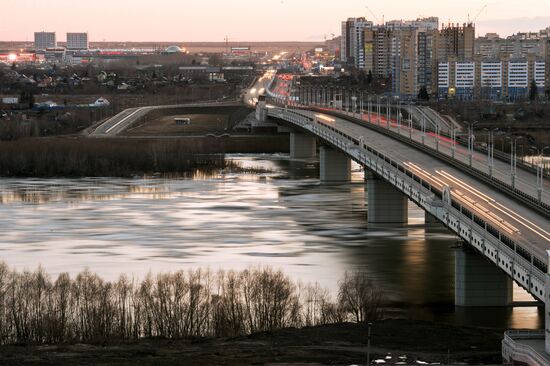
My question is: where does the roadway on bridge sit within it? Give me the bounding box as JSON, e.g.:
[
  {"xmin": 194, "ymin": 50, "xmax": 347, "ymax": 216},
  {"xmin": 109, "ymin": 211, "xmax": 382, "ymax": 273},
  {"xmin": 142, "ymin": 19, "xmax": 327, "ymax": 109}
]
[
  {"xmin": 243, "ymin": 70, "xmax": 276, "ymax": 107},
  {"xmin": 280, "ymin": 107, "xmax": 550, "ymax": 263},
  {"xmin": 323, "ymin": 107, "xmax": 550, "ymax": 207}
]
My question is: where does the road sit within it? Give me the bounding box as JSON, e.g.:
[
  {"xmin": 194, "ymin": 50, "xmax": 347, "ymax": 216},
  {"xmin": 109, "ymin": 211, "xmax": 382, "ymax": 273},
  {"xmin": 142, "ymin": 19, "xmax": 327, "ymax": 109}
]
[
  {"xmin": 266, "ymin": 77, "xmax": 549, "ymax": 206},
  {"xmin": 328, "ymin": 108, "xmax": 550, "ymax": 207},
  {"xmin": 89, "ymin": 101, "xmax": 244, "ymax": 137},
  {"xmin": 243, "ymin": 70, "xmax": 276, "ymax": 106},
  {"xmin": 280, "ymin": 107, "xmax": 550, "ymax": 263}
]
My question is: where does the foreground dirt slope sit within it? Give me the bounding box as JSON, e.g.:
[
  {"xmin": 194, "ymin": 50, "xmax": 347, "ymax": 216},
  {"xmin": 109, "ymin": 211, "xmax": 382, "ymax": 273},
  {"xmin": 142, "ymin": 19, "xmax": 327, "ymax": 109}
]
[{"xmin": 0, "ymin": 319, "xmax": 504, "ymax": 365}]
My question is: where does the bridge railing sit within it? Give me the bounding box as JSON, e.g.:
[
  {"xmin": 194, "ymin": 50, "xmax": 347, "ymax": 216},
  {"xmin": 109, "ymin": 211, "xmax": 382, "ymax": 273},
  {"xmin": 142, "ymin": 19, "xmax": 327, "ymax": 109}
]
[
  {"xmin": 269, "ymin": 107, "xmax": 548, "ymax": 301},
  {"xmin": 502, "ymin": 330, "xmax": 550, "ymax": 366}
]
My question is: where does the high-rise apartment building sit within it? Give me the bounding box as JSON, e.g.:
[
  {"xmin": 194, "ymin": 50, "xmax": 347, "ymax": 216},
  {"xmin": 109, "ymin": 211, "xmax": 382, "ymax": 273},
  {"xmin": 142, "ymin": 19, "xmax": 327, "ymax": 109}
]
[
  {"xmin": 340, "ymin": 18, "xmax": 374, "ymax": 69},
  {"xmin": 371, "ymin": 25, "xmax": 437, "ymax": 96},
  {"xmin": 372, "ymin": 27, "xmax": 392, "ymax": 78},
  {"xmin": 436, "ymin": 23, "xmax": 475, "ymax": 62},
  {"xmin": 34, "ymin": 32, "xmax": 56, "ymax": 51},
  {"xmin": 339, "ymin": 17, "xmax": 475, "ymax": 98},
  {"xmin": 67, "ymin": 33, "xmax": 89, "ymax": 50},
  {"xmin": 417, "ymin": 29, "xmax": 437, "ymax": 92}
]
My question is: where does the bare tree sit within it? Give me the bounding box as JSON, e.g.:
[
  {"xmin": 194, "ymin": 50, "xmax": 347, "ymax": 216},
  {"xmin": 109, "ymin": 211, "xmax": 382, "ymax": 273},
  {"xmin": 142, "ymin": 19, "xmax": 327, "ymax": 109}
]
[{"xmin": 337, "ymin": 271, "xmax": 384, "ymax": 323}]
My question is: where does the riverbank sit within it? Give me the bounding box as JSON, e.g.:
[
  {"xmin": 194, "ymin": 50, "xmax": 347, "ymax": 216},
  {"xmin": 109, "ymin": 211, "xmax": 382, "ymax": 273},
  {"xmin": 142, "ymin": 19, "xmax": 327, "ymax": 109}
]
[
  {"xmin": 0, "ymin": 135, "xmax": 289, "ymax": 177},
  {"xmin": 0, "ymin": 320, "xmax": 504, "ymax": 365}
]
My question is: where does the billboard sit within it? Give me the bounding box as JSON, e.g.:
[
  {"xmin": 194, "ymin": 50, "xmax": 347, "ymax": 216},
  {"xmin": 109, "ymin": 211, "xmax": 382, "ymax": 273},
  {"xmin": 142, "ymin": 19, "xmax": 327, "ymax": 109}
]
[{"xmin": 231, "ymin": 46, "xmax": 251, "ymax": 55}]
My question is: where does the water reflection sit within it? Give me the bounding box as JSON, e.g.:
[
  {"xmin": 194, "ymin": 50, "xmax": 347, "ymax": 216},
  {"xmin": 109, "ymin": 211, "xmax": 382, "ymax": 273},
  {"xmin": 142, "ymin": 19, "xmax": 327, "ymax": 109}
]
[{"xmin": 0, "ymin": 154, "xmax": 541, "ymax": 329}]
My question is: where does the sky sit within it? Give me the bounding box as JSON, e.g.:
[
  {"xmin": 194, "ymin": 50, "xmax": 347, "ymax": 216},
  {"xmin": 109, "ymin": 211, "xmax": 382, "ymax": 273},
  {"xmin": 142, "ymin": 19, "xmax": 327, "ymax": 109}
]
[{"xmin": 1, "ymin": 0, "xmax": 550, "ymax": 42}]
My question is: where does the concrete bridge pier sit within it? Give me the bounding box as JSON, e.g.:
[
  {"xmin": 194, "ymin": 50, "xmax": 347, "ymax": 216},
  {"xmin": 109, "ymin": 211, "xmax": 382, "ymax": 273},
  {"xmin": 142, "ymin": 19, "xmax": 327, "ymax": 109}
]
[
  {"xmin": 425, "ymin": 212, "xmax": 441, "ymax": 225},
  {"xmin": 365, "ymin": 171, "xmax": 408, "ymax": 223},
  {"xmin": 290, "ymin": 132, "xmax": 317, "ymax": 159},
  {"xmin": 320, "ymin": 146, "xmax": 351, "ymax": 183},
  {"xmin": 455, "ymin": 247, "xmax": 513, "ymax": 307}
]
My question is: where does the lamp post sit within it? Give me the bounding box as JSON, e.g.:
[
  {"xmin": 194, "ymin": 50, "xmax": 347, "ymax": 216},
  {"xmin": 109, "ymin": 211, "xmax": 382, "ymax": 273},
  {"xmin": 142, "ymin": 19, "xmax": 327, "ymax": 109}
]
[
  {"xmin": 483, "ymin": 128, "xmax": 499, "ymax": 177},
  {"xmin": 467, "ymin": 121, "xmax": 478, "ymax": 167},
  {"xmin": 368, "ymin": 96, "xmax": 372, "ymax": 123},
  {"xmin": 408, "ymin": 102, "xmax": 413, "ymax": 140},
  {"xmin": 530, "ymin": 146, "xmax": 550, "ymax": 203},
  {"xmin": 450, "ymin": 126, "xmax": 456, "ymax": 159},
  {"xmin": 506, "ymin": 135, "xmax": 523, "ymax": 189},
  {"xmin": 367, "ymin": 322, "xmax": 372, "ymax": 366},
  {"xmin": 421, "ymin": 113, "xmax": 426, "ymax": 145},
  {"xmin": 435, "ymin": 120, "xmax": 440, "ymax": 152},
  {"xmin": 360, "ymin": 91, "xmax": 364, "ymax": 120},
  {"xmin": 397, "ymin": 99, "xmax": 401, "ymax": 135},
  {"xmin": 386, "ymin": 98, "xmax": 391, "ymax": 129},
  {"xmin": 377, "ymin": 96, "xmax": 381, "ymax": 126}
]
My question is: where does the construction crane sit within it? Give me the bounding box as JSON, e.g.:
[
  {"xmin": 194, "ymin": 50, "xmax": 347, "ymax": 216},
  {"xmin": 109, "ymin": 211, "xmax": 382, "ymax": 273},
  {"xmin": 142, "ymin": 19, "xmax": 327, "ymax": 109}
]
[
  {"xmin": 469, "ymin": 4, "xmax": 487, "ymax": 24},
  {"xmin": 224, "ymin": 36, "xmax": 230, "ymax": 54},
  {"xmin": 365, "ymin": 5, "xmax": 382, "ymax": 25},
  {"xmin": 323, "ymin": 33, "xmax": 336, "ymax": 42}
]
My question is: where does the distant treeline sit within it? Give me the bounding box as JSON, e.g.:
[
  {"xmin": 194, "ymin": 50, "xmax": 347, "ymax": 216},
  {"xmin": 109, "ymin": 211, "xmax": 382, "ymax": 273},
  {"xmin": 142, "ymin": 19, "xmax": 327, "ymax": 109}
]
[
  {"xmin": 0, "ymin": 136, "xmax": 288, "ymax": 177},
  {"xmin": 0, "ymin": 263, "xmax": 383, "ymax": 345}
]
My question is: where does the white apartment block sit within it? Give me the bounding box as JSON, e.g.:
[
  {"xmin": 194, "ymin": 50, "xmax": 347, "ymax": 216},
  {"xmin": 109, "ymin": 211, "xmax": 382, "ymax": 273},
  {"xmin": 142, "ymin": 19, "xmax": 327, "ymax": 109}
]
[
  {"xmin": 508, "ymin": 61, "xmax": 528, "ymax": 88},
  {"xmin": 481, "ymin": 62, "xmax": 502, "ymax": 88},
  {"xmin": 34, "ymin": 32, "xmax": 56, "ymax": 50},
  {"xmin": 67, "ymin": 33, "xmax": 89, "ymax": 50},
  {"xmin": 455, "ymin": 62, "xmax": 475, "ymax": 88},
  {"xmin": 535, "ymin": 61, "xmax": 545, "ymax": 87},
  {"xmin": 438, "ymin": 58, "xmax": 545, "ymax": 100},
  {"xmin": 438, "ymin": 62, "xmax": 449, "ymax": 88}
]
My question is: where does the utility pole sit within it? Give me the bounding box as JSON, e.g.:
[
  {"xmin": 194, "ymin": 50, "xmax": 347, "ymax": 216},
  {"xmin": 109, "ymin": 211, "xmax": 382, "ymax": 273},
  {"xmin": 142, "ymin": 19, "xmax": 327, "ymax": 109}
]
[
  {"xmin": 367, "ymin": 322, "xmax": 372, "ymax": 366},
  {"xmin": 224, "ymin": 36, "xmax": 230, "ymax": 54}
]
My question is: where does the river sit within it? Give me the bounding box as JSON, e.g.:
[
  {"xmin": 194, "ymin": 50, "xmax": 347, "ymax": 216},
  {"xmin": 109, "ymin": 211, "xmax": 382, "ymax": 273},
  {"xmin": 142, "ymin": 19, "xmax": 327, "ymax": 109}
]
[{"xmin": 0, "ymin": 154, "xmax": 542, "ymax": 329}]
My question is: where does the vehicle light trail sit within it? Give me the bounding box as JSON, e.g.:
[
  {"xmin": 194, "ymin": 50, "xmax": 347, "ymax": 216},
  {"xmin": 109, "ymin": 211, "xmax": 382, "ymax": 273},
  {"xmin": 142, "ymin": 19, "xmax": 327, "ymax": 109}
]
[
  {"xmin": 404, "ymin": 162, "xmax": 519, "ymax": 235},
  {"xmin": 437, "ymin": 170, "xmax": 550, "ymax": 243},
  {"xmin": 315, "ymin": 114, "xmax": 335, "ymax": 123}
]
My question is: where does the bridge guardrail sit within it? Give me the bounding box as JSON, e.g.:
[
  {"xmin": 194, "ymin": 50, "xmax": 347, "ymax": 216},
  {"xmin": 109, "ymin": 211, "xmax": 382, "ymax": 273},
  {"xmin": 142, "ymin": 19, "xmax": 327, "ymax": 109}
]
[{"xmin": 502, "ymin": 330, "xmax": 550, "ymax": 366}]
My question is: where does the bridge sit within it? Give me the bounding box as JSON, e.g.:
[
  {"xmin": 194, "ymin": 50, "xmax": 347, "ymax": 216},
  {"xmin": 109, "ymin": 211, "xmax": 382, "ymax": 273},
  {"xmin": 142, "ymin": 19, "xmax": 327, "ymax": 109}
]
[
  {"xmin": 262, "ymin": 81, "xmax": 550, "ymax": 365},
  {"xmin": 88, "ymin": 71, "xmax": 550, "ymax": 364}
]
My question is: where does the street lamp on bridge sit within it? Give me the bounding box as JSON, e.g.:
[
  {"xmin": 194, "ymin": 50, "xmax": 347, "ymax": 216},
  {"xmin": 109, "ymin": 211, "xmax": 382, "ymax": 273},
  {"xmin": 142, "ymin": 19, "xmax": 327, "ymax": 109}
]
[
  {"xmin": 529, "ymin": 145, "xmax": 550, "ymax": 203},
  {"xmin": 466, "ymin": 121, "xmax": 479, "ymax": 167},
  {"xmin": 506, "ymin": 135, "xmax": 523, "ymax": 189}
]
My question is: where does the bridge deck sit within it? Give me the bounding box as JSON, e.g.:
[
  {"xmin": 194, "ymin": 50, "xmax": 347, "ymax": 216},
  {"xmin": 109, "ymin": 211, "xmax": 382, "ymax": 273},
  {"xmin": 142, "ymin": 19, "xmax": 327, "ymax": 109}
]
[
  {"xmin": 289, "ymin": 108, "xmax": 550, "ymax": 263},
  {"xmin": 315, "ymin": 107, "xmax": 550, "ymax": 207}
]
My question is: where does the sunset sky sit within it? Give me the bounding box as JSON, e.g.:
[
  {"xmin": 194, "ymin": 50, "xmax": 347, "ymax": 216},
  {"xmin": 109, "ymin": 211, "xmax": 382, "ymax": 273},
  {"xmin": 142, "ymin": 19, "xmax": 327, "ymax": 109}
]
[{"xmin": 2, "ymin": 0, "xmax": 550, "ymax": 42}]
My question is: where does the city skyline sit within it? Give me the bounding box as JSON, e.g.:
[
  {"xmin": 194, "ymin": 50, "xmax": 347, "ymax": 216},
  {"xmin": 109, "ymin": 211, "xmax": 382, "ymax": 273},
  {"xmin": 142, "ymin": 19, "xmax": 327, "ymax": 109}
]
[{"xmin": 1, "ymin": 0, "xmax": 550, "ymax": 42}]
